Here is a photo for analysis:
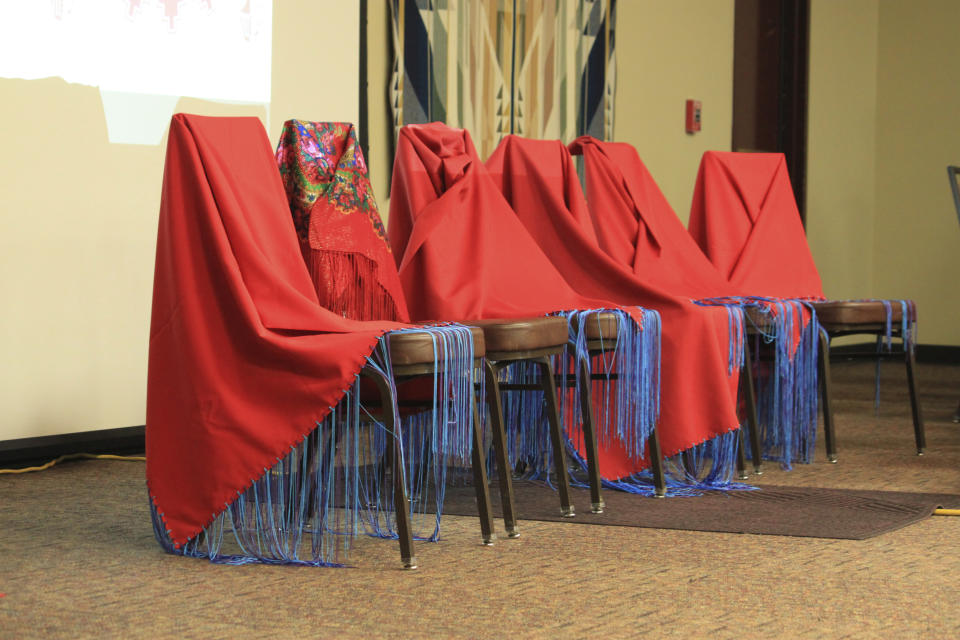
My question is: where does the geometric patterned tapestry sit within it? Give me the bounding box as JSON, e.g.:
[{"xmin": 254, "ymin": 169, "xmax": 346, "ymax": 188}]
[{"xmin": 390, "ymin": 0, "xmax": 616, "ymax": 159}]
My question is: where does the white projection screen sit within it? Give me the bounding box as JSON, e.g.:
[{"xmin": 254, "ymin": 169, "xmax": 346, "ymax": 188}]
[
  {"xmin": 0, "ymin": 1, "xmax": 362, "ymax": 442},
  {"xmin": 0, "ymin": 0, "xmax": 273, "ymax": 144}
]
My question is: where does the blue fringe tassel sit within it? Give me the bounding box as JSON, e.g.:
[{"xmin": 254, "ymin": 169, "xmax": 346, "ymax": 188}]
[
  {"xmin": 696, "ymin": 296, "xmax": 821, "ymax": 470},
  {"xmin": 870, "ymin": 299, "xmax": 916, "ymax": 411},
  {"xmin": 487, "ymin": 306, "xmax": 758, "ymax": 495},
  {"xmin": 584, "ymin": 429, "xmax": 757, "ymax": 496},
  {"xmin": 150, "ymin": 324, "xmax": 477, "ymax": 567}
]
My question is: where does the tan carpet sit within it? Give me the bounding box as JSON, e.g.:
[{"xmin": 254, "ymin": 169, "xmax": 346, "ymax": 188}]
[{"xmin": 1, "ymin": 360, "xmax": 958, "ymax": 639}]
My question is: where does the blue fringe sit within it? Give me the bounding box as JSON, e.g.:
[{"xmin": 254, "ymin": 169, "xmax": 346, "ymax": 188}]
[
  {"xmin": 584, "ymin": 429, "xmax": 757, "ymax": 496},
  {"xmin": 486, "ymin": 306, "xmax": 754, "ymax": 494},
  {"xmin": 696, "ymin": 296, "xmax": 821, "ymax": 470},
  {"xmin": 746, "ymin": 299, "xmax": 820, "ymax": 469},
  {"xmin": 150, "ymin": 324, "xmax": 477, "ymax": 567},
  {"xmin": 489, "ymin": 307, "xmax": 669, "ymax": 491},
  {"xmin": 867, "ymin": 299, "xmax": 916, "ymax": 411}
]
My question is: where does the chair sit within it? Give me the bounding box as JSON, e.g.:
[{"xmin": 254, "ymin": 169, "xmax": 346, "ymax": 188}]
[
  {"xmin": 949, "ymin": 166, "xmax": 960, "ymax": 424},
  {"xmin": 812, "ymin": 301, "xmax": 924, "ymax": 456},
  {"xmin": 361, "ymin": 326, "xmax": 496, "ymax": 569},
  {"xmin": 473, "ymin": 313, "xmax": 665, "ymax": 520},
  {"xmin": 274, "ymin": 120, "xmax": 509, "ymax": 566},
  {"xmin": 149, "ymin": 114, "xmax": 488, "ymax": 570},
  {"xmin": 689, "ymin": 151, "xmax": 924, "ymax": 459},
  {"xmin": 739, "ymin": 307, "xmax": 836, "ymax": 468},
  {"xmin": 473, "ymin": 316, "xmax": 582, "ymax": 524}
]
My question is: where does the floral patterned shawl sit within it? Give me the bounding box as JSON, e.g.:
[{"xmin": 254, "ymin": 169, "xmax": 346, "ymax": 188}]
[{"xmin": 276, "ymin": 120, "xmax": 410, "ymax": 322}]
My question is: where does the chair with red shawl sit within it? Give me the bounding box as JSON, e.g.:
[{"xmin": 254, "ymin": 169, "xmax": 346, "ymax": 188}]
[
  {"xmin": 485, "ymin": 135, "xmax": 750, "ymax": 491},
  {"xmin": 689, "ymin": 151, "xmax": 924, "ymax": 457},
  {"xmin": 274, "ymin": 120, "xmax": 509, "ymax": 554},
  {"xmin": 148, "ymin": 114, "xmax": 489, "ymax": 571},
  {"xmin": 570, "ymin": 137, "xmax": 826, "ymax": 475},
  {"xmin": 389, "ymin": 124, "xmax": 665, "ymax": 513}
]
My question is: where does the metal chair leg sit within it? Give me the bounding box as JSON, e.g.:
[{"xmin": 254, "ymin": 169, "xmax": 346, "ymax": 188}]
[
  {"xmin": 647, "ymin": 425, "xmax": 666, "ymax": 498},
  {"xmin": 736, "ymin": 431, "xmax": 749, "ymax": 480},
  {"xmin": 535, "ymin": 356, "xmax": 575, "ymax": 517},
  {"xmin": 741, "ymin": 347, "xmax": 764, "ymax": 474},
  {"xmin": 818, "ymin": 330, "xmax": 838, "ymax": 463},
  {"xmin": 575, "ymin": 354, "xmax": 605, "ymax": 513},
  {"xmin": 904, "ymin": 341, "xmax": 926, "ymax": 455},
  {"xmin": 482, "ymin": 360, "xmax": 519, "ymax": 538},
  {"xmin": 470, "ymin": 394, "xmax": 496, "ymax": 545},
  {"xmin": 361, "ymin": 367, "xmax": 417, "ymax": 570}
]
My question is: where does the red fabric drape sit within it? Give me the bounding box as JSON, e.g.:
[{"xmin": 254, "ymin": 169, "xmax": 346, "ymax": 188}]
[
  {"xmin": 688, "ymin": 151, "xmax": 825, "ymax": 299},
  {"xmin": 570, "ymin": 137, "xmax": 741, "ymax": 298},
  {"xmin": 389, "ymin": 124, "xmax": 660, "ymax": 479},
  {"xmin": 147, "ymin": 114, "xmax": 402, "ymax": 547},
  {"xmin": 571, "ymin": 138, "xmax": 811, "ymax": 346},
  {"xmin": 484, "ymin": 135, "xmax": 742, "ymax": 461},
  {"xmin": 571, "ymin": 139, "xmax": 830, "ymax": 470}
]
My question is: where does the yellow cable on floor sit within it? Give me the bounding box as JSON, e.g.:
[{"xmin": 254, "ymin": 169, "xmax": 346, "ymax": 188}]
[
  {"xmin": 933, "ymin": 508, "xmax": 960, "ymax": 516},
  {"xmin": 0, "ymin": 453, "xmax": 145, "ymax": 474}
]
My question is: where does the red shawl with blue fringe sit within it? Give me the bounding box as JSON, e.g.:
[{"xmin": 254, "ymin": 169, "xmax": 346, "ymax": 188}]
[
  {"xmin": 146, "ymin": 114, "xmax": 402, "ymax": 547},
  {"xmin": 388, "ymin": 123, "xmax": 661, "ymax": 480},
  {"xmin": 571, "ymin": 139, "xmax": 822, "ymax": 468},
  {"xmin": 485, "ymin": 135, "xmax": 743, "ymax": 465}
]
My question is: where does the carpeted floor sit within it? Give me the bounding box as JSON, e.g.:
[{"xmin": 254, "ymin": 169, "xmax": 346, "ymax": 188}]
[{"xmin": 1, "ymin": 360, "xmax": 958, "ymax": 638}]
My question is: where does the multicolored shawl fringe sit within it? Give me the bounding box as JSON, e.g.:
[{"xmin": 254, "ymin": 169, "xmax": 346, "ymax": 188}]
[
  {"xmin": 276, "ymin": 120, "xmax": 410, "ymax": 322},
  {"xmin": 150, "ymin": 324, "xmax": 476, "ymax": 567}
]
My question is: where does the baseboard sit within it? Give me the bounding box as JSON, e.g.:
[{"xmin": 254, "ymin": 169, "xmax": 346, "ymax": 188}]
[
  {"xmin": 0, "ymin": 425, "xmax": 145, "ymax": 469},
  {"xmin": 915, "ymin": 344, "xmax": 960, "ymax": 364},
  {"xmin": 830, "ymin": 343, "xmax": 960, "ymax": 365}
]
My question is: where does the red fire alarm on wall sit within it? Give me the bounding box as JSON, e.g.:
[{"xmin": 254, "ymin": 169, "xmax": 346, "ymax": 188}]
[{"xmin": 685, "ymin": 99, "xmax": 702, "ymax": 133}]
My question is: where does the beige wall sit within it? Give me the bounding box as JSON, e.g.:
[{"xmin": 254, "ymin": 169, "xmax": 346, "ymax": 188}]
[
  {"xmin": 806, "ymin": 0, "xmax": 880, "ymax": 301},
  {"xmin": 0, "ymin": 1, "xmax": 360, "ymax": 442},
  {"xmin": 366, "ymin": 0, "xmax": 394, "ymax": 209},
  {"xmin": 872, "ymin": 0, "xmax": 960, "ymax": 345},
  {"xmin": 614, "ymin": 0, "xmax": 735, "ymax": 223},
  {"xmin": 807, "ymin": 0, "xmax": 959, "ymax": 346}
]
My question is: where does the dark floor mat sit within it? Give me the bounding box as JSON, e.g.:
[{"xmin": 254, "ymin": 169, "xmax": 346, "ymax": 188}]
[{"xmin": 441, "ymin": 481, "xmax": 960, "ymax": 539}]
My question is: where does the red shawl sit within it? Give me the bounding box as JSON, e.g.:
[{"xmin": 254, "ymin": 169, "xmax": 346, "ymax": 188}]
[
  {"xmin": 572, "ymin": 139, "xmax": 825, "ymax": 468},
  {"xmin": 484, "ymin": 135, "xmax": 742, "ymax": 465},
  {"xmin": 275, "ymin": 120, "xmax": 410, "ymax": 322},
  {"xmin": 688, "ymin": 151, "xmax": 825, "ymax": 299},
  {"xmin": 388, "ymin": 124, "xmax": 658, "ymax": 480},
  {"xmin": 570, "ymin": 137, "xmax": 741, "ymax": 298},
  {"xmin": 146, "ymin": 114, "xmax": 401, "ymax": 547}
]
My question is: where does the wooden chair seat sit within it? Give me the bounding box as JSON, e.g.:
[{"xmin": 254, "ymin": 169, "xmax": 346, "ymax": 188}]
[
  {"xmin": 469, "ymin": 316, "xmax": 568, "ymax": 358},
  {"xmin": 813, "ymin": 300, "xmax": 905, "ymax": 329},
  {"xmin": 388, "ymin": 327, "xmax": 485, "ymax": 368},
  {"xmin": 571, "ymin": 311, "xmax": 620, "ymax": 341}
]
